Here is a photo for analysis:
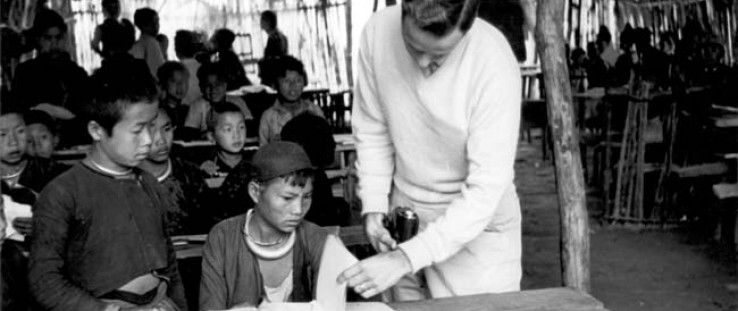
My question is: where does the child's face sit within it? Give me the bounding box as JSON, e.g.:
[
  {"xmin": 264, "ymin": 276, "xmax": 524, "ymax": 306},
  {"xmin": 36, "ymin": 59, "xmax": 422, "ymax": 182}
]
[
  {"xmin": 165, "ymin": 70, "xmax": 188, "ymax": 101},
  {"xmin": 147, "ymin": 109, "xmax": 175, "ymax": 163},
  {"xmin": 37, "ymin": 26, "xmax": 66, "ymax": 55},
  {"xmin": 212, "ymin": 112, "xmax": 246, "ymax": 154},
  {"xmin": 252, "ymin": 177, "xmax": 313, "ymax": 234},
  {"xmin": 201, "ymin": 74, "xmax": 227, "ymax": 103},
  {"xmin": 277, "ymin": 70, "xmax": 305, "ymax": 103},
  {"xmin": 97, "ymin": 102, "xmax": 158, "ymax": 169},
  {"xmin": 143, "ymin": 14, "xmax": 160, "ymax": 35},
  {"xmin": 26, "ymin": 123, "xmax": 57, "ymax": 159},
  {"xmin": 0, "ymin": 114, "xmax": 27, "ymax": 166}
]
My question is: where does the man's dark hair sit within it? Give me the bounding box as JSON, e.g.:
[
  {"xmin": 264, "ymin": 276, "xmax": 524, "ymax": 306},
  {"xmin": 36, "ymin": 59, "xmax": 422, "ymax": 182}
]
[
  {"xmin": 212, "ymin": 28, "xmax": 236, "ymax": 51},
  {"xmin": 402, "ymin": 0, "xmax": 480, "ymax": 37},
  {"xmin": 274, "ymin": 55, "xmax": 308, "ymax": 85},
  {"xmin": 174, "ymin": 30, "xmax": 201, "ymax": 58},
  {"xmin": 85, "ymin": 62, "xmax": 159, "ymax": 134},
  {"xmin": 261, "ymin": 11, "xmax": 278, "ymax": 29},
  {"xmin": 206, "ymin": 101, "xmax": 243, "ymax": 131},
  {"xmin": 32, "ymin": 9, "xmax": 67, "ymax": 37},
  {"xmin": 157, "ymin": 61, "xmax": 188, "ymax": 85},
  {"xmin": 133, "ymin": 7, "xmax": 157, "ymax": 29}
]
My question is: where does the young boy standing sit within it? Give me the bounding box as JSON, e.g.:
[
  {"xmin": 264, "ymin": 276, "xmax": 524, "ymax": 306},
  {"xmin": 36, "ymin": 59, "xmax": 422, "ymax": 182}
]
[
  {"xmin": 258, "ymin": 56, "xmax": 324, "ymax": 145},
  {"xmin": 130, "ymin": 7, "xmax": 166, "ymax": 79},
  {"xmin": 28, "ymin": 66, "xmax": 187, "ymax": 311}
]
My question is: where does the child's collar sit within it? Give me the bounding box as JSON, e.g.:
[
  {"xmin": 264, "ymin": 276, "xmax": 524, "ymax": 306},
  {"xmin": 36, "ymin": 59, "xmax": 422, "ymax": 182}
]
[{"xmin": 83, "ymin": 158, "xmax": 135, "ymax": 179}]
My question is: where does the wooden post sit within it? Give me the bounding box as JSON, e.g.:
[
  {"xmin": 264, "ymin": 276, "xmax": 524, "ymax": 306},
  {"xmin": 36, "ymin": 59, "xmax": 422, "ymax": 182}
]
[{"xmin": 535, "ymin": 0, "xmax": 591, "ymax": 292}]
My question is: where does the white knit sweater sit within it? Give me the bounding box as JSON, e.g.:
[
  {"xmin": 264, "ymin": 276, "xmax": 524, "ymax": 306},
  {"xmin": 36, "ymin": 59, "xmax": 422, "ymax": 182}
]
[{"xmin": 352, "ymin": 6, "xmax": 522, "ymax": 273}]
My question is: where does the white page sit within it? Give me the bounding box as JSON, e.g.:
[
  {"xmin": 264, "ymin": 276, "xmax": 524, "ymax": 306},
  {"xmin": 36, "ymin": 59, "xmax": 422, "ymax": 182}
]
[{"xmin": 316, "ymin": 235, "xmax": 358, "ymax": 311}]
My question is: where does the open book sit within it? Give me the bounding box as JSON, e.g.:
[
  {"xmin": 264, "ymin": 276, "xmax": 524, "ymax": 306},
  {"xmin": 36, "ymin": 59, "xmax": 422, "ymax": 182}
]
[{"xmin": 217, "ymin": 235, "xmax": 394, "ymax": 311}]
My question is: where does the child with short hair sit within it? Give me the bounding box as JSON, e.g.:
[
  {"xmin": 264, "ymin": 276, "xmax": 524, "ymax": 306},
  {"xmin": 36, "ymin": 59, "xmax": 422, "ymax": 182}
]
[
  {"xmin": 24, "ymin": 109, "xmax": 61, "ymax": 159},
  {"xmin": 198, "ymin": 102, "xmax": 247, "ymax": 187},
  {"xmin": 139, "ymin": 105, "xmax": 212, "ymax": 236},
  {"xmin": 199, "ymin": 141, "xmax": 328, "ymax": 309},
  {"xmin": 130, "ymin": 7, "xmax": 166, "ymax": 79},
  {"xmin": 258, "ymin": 55, "xmax": 324, "ymax": 145},
  {"xmin": 1, "ymin": 105, "xmax": 68, "ymax": 311},
  {"xmin": 28, "ymin": 65, "xmax": 187, "ymax": 311},
  {"xmin": 157, "ymin": 61, "xmax": 191, "ymax": 131},
  {"xmin": 184, "ymin": 63, "xmax": 252, "ymax": 138}
]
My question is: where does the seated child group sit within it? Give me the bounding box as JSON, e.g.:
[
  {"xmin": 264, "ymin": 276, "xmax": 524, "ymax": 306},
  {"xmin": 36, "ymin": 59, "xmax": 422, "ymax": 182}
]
[{"xmin": 1, "ymin": 5, "xmax": 351, "ymax": 311}]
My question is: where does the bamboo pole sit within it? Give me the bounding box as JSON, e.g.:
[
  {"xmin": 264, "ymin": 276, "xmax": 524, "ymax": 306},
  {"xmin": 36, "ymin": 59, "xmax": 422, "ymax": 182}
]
[{"xmin": 535, "ymin": 0, "xmax": 591, "ymax": 292}]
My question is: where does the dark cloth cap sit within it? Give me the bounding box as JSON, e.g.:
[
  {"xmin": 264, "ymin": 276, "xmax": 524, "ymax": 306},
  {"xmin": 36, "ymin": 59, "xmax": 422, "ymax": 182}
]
[{"xmin": 252, "ymin": 141, "xmax": 314, "ymax": 180}]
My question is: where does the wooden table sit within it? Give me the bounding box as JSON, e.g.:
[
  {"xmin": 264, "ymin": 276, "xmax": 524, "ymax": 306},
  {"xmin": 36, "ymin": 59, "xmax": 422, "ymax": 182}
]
[{"xmin": 390, "ymin": 288, "xmax": 606, "ymax": 311}]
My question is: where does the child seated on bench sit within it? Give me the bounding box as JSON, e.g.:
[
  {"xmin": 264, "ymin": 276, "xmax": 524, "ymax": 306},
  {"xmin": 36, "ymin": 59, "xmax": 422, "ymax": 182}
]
[{"xmin": 199, "ymin": 141, "xmax": 328, "ymax": 310}]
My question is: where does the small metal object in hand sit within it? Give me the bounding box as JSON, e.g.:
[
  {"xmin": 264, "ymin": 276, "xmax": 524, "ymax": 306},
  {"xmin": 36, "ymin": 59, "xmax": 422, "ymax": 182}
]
[{"xmin": 384, "ymin": 207, "xmax": 419, "ymax": 243}]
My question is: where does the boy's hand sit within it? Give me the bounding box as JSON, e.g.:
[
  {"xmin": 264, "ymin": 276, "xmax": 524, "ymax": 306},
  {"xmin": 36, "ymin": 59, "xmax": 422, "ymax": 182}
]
[
  {"xmin": 13, "ymin": 217, "xmax": 33, "ymax": 236},
  {"xmin": 199, "ymin": 160, "xmax": 219, "ymax": 176}
]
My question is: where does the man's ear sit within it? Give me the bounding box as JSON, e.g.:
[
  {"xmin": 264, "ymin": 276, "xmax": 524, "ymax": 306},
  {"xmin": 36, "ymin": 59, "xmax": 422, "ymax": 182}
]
[
  {"xmin": 87, "ymin": 120, "xmax": 107, "ymax": 142},
  {"xmin": 248, "ymin": 181, "xmax": 261, "ymax": 204}
]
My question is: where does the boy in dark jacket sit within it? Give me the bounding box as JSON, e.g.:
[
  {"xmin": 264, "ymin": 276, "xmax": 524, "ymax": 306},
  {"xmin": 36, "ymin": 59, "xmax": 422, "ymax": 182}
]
[{"xmin": 28, "ymin": 62, "xmax": 187, "ymax": 311}]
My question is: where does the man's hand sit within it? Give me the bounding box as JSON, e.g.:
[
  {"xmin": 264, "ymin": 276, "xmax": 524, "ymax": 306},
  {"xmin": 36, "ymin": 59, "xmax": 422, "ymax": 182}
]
[
  {"xmin": 13, "ymin": 217, "xmax": 33, "ymax": 236},
  {"xmin": 363, "ymin": 212, "xmax": 396, "ymax": 253},
  {"xmin": 337, "ymin": 249, "xmax": 412, "ymax": 299}
]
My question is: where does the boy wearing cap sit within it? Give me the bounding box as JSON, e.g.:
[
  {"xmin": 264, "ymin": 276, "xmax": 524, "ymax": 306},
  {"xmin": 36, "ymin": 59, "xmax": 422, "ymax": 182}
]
[{"xmin": 199, "ymin": 141, "xmax": 328, "ymax": 310}]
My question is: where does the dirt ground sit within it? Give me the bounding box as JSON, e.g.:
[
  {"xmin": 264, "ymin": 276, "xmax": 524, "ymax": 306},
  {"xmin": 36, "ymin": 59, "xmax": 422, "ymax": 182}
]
[{"xmin": 515, "ymin": 140, "xmax": 738, "ymax": 311}]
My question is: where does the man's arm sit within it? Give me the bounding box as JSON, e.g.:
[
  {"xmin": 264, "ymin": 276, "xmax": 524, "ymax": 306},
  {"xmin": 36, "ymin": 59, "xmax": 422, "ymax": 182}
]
[
  {"xmin": 28, "ymin": 183, "xmax": 118, "ymax": 311},
  {"xmin": 352, "ymin": 26, "xmax": 394, "ymax": 217},
  {"xmin": 399, "ymin": 48, "xmax": 522, "ymax": 273},
  {"xmin": 352, "ymin": 26, "xmax": 400, "ymax": 253}
]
